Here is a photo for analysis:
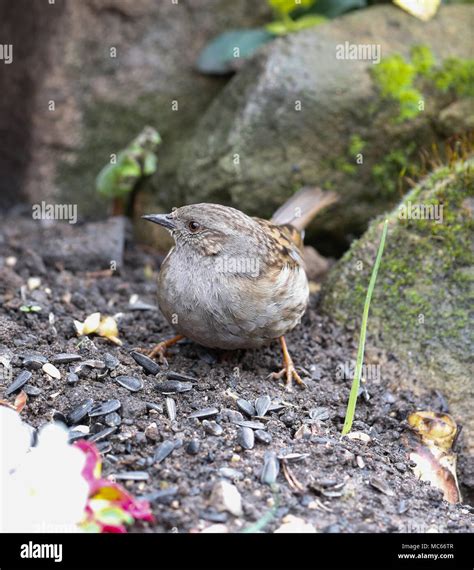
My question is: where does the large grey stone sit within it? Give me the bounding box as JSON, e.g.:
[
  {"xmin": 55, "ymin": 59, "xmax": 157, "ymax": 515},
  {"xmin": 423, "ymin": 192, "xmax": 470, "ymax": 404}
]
[{"xmin": 168, "ymin": 4, "xmax": 473, "ymax": 252}]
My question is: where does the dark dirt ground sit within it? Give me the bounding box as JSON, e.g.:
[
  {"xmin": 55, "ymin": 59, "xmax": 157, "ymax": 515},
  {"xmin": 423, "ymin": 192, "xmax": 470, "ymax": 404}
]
[{"xmin": 0, "ymin": 216, "xmax": 472, "ymax": 534}]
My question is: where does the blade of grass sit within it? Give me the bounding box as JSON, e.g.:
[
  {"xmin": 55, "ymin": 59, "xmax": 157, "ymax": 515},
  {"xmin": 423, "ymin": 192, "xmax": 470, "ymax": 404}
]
[{"xmin": 342, "ymin": 219, "xmax": 389, "ymax": 436}]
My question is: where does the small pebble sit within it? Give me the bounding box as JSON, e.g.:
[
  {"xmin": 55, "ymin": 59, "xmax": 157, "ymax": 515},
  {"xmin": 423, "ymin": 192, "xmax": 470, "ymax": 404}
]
[
  {"xmin": 186, "ymin": 439, "xmax": 201, "ymax": 455},
  {"xmin": 115, "ymin": 375, "xmax": 143, "ymax": 392},
  {"xmin": 203, "ymin": 420, "xmax": 223, "ymax": 436},
  {"xmin": 130, "ymin": 351, "xmax": 160, "ymax": 375},
  {"xmin": 210, "ymin": 480, "xmax": 243, "ymax": 517},
  {"xmin": 66, "ymin": 372, "xmax": 80, "ymax": 385},
  {"xmin": 42, "ymin": 362, "xmax": 61, "ymax": 380}
]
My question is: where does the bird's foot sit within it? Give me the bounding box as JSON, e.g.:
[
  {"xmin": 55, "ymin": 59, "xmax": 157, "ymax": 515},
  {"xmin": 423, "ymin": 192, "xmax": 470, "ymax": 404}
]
[
  {"xmin": 268, "ymin": 336, "xmax": 307, "ymax": 392},
  {"xmin": 138, "ymin": 334, "xmax": 185, "ymax": 366}
]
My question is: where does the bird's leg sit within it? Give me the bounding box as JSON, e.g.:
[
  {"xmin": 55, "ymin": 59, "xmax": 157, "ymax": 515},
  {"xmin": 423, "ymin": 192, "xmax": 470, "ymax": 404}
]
[
  {"xmin": 146, "ymin": 334, "xmax": 185, "ymax": 365},
  {"xmin": 268, "ymin": 336, "xmax": 306, "ymax": 392}
]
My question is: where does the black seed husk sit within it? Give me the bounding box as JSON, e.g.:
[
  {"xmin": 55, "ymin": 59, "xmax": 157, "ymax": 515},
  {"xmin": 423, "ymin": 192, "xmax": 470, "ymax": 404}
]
[
  {"xmin": 115, "ymin": 375, "xmax": 143, "ymax": 392},
  {"xmin": 51, "ymin": 353, "xmax": 82, "ymax": 364},
  {"xmin": 238, "ymin": 426, "xmax": 255, "ymax": 450},
  {"xmin": 189, "ymin": 407, "xmax": 219, "ymax": 419},
  {"xmin": 155, "ymin": 380, "xmax": 192, "ymax": 394},
  {"xmin": 130, "ymin": 351, "xmax": 161, "ymax": 375},
  {"xmin": 255, "ymin": 395, "xmax": 271, "ymax": 417},
  {"xmin": 6, "ymin": 370, "xmax": 32, "ymax": 395},
  {"xmin": 154, "ymin": 440, "xmax": 175, "ymax": 463},
  {"xmin": 67, "ymin": 398, "xmax": 94, "ymax": 425},
  {"xmin": 261, "ymin": 451, "xmax": 280, "ymax": 485},
  {"xmin": 236, "ymin": 398, "xmax": 255, "ymax": 417},
  {"xmin": 89, "ymin": 399, "xmax": 122, "ymax": 417}
]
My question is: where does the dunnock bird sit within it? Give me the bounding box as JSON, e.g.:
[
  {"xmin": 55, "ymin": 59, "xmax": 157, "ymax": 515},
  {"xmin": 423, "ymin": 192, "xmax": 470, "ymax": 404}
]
[{"xmin": 143, "ymin": 187, "xmax": 337, "ymax": 390}]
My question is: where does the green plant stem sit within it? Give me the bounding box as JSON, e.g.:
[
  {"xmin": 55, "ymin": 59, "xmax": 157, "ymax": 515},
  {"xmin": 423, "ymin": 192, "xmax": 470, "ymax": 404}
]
[{"xmin": 342, "ymin": 219, "xmax": 389, "ymax": 436}]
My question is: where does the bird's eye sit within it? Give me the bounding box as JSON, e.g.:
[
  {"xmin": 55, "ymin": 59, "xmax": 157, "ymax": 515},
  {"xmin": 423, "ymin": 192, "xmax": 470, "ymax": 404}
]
[{"xmin": 188, "ymin": 220, "xmax": 201, "ymax": 233}]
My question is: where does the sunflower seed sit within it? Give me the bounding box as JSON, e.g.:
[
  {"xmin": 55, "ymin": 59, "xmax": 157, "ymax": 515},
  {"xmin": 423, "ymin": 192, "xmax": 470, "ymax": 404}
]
[
  {"xmin": 255, "ymin": 430, "xmax": 272, "ymax": 444},
  {"xmin": 223, "ymin": 409, "xmax": 244, "ymax": 423},
  {"xmin": 22, "ymin": 355, "xmax": 47, "ymax": 369},
  {"xmin": 23, "ymin": 384, "xmax": 41, "ymax": 396},
  {"xmin": 42, "ymin": 362, "xmax": 61, "ymax": 379},
  {"xmin": 261, "ymin": 451, "xmax": 279, "ymax": 485},
  {"xmin": 88, "ymin": 426, "xmax": 117, "ymax": 443},
  {"xmin": 68, "ymin": 430, "xmax": 87, "ymax": 443},
  {"xmin": 235, "ymin": 420, "xmax": 266, "ymax": 430},
  {"xmin": 154, "ymin": 440, "xmax": 175, "ymax": 463},
  {"xmin": 203, "ymin": 420, "xmax": 223, "ymax": 436},
  {"xmin": 277, "ymin": 452, "xmax": 309, "ymax": 462},
  {"xmin": 255, "ymin": 395, "xmax": 271, "ymax": 417},
  {"xmin": 236, "ymin": 399, "xmax": 255, "ymax": 417},
  {"xmin": 155, "ymin": 380, "xmax": 192, "ymax": 393},
  {"xmin": 142, "ymin": 487, "xmax": 179, "ymax": 503},
  {"xmin": 103, "ymin": 352, "xmax": 119, "ymax": 369},
  {"xmin": 96, "ymin": 441, "xmax": 112, "ymax": 453},
  {"xmin": 51, "ymin": 353, "xmax": 82, "ymax": 364},
  {"xmin": 89, "ymin": 399, "xmax": 121, "ymax": 417},
  {"xmin": 113, "ymin": 471, "xmax": 149, "ymax": 481},
  {"xmin": 238, "ymin": 427, "xmax": 254, "ymax": 450},
  {"xmin": 6, "ymin": 370, "xmax": 31, "ymax": 395},
  {"xmin": 104, "ymin": 412, "xmax": 122, "ymax": 427},
  {"xmin": 67, "ymin": 398, "xmax": 94, "ymax": 425},
  {"xmin": 268, "ymin": 401, "xmax": 286, "ymax": 412},
  {"xmin": 166, "ymin": 371, "xmax": 197, "ymax": 383},
  {"xmin": 115, "ymin": 375, "xmax": 143, "ymax": 392},
  {"xmin": 82, "ymin": 359, "xmax": 106, "ymax": 369},
  {"xmin": 130, "ymin": 351, "xmax": 160, "ymax": 375},
  {"xmin": 189, "ymin": 407, "xmax": 219, "ymax": 420},
  {"xmin": 369, "ymin": 477, "xmax": 395, "ymax": 497},
  {"xmin": 166, "ymin": 397, "xmax": 176, "ymax": 421}
]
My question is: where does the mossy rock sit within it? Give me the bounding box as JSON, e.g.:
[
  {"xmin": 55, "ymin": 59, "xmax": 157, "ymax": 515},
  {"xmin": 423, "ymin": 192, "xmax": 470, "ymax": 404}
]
[{"xmin": 322, "ymin": 159, "xmax": 474, "ymax": 459}]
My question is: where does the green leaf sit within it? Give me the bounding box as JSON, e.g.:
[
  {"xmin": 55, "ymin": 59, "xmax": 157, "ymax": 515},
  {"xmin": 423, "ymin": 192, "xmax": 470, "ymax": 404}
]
[
  {"xmin": 268, "ymin": 0, "xmax": 316, "ymax": 17},
  {"xmin": 342, "ymin": 220, "xmax": 388, "ymax": 436},
  {"xmin": 196, "ymin": 29, "xmax": 274, "ymax": 75},
  {"xmin": 267, "ymin": 14, "xmax": 326, "ymax": 34}
]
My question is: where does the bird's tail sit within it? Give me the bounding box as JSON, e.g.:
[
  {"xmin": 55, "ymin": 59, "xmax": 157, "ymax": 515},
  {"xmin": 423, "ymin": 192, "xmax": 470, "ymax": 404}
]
[{"xmin": 271, "ymin": 186, "xmax": 338, "ymax": 232}]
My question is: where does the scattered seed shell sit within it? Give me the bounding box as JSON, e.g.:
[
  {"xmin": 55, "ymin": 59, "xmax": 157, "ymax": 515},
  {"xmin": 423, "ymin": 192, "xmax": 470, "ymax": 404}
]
[
  {"xmin": 166, "ymin": 397, "xmax": 177, "ymax": 421},
  {"xmin": 131, "ymin": 351, "xmax": 161, "ymax": 375},
  {"xmin": 115, "ymin": 375, "xmax": 143, "ymax": 392},
  {"xmin": 88, "ymin": 426, "xmax": 117, "ymax": 443},
  {"xmin": 42, "ymin": 362, "xmax": 61, "ymax": 379},
  {"xmin": 203, "ymin": 420, "xmax": 223, "ymax": 436},
  {"xmin": 113, "ymin": 471, "xmax": 149, "ymax": 481},
  {"xmin": 6, "ymin": 370, "xmax": 32, "ymax": 396},
  {"xmin": 255, "ymin": 395, "xmax": 271, "ymax": 417},
  {"xmin": 238, "ymin": 427, "xmax": 255, "ymax": 450},
  {"xmin": 235, "ymin": 420, "xmax": 266, "ymax": 430},
  {"xmin": 51, "ymin": 353, "xmax": 82, "ymax": 364},
  {"xmin": 189, "ymin": 407, "xmax": 219, "ymax": 420},
  {"xmin": 261, "ymin": 451, "xmax": 280, "ymax": 485},
  {"xmin": 22, "ymin": 385, "xmax": 41, "ymax": 397},
  {"xmin": 154, "ymin": 440, "xmax": 176, "ymax": 463},
  {"xmin": 89, "ymin": 399, "xmax": 121, "ymax": 417},
  {"xmin": 67, "ymin": 398, "xmax": 94, "ymax": 425},
  {"xmin": 255, "ymin": 429, "xmax": 272, "ymax": 445},
  {"xmin": 155, "ymin": 380, "xmax": 193, "ymax": 394},
  {"xmin": 236, "ymin": 399, "xmax": 255, "ymax": 417}
]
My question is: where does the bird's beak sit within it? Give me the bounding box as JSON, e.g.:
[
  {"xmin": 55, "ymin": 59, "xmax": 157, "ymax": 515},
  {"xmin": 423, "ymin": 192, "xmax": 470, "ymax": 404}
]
[{"xmin": 142, "ymin": 214, "xmax": 176, "ymax": 231}]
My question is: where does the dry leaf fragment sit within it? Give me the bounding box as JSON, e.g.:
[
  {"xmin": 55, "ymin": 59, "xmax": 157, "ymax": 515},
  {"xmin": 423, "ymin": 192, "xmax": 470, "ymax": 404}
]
[{"xmin": 406, "ymin": 411, "xmax": 461, "ymax": 503}]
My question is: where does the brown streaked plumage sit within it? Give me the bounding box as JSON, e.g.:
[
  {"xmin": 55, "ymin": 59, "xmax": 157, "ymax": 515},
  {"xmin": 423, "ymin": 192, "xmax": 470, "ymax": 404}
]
[{"xmin": 142, "ymin": 187, "xmax": 337, "ymax": 390}]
